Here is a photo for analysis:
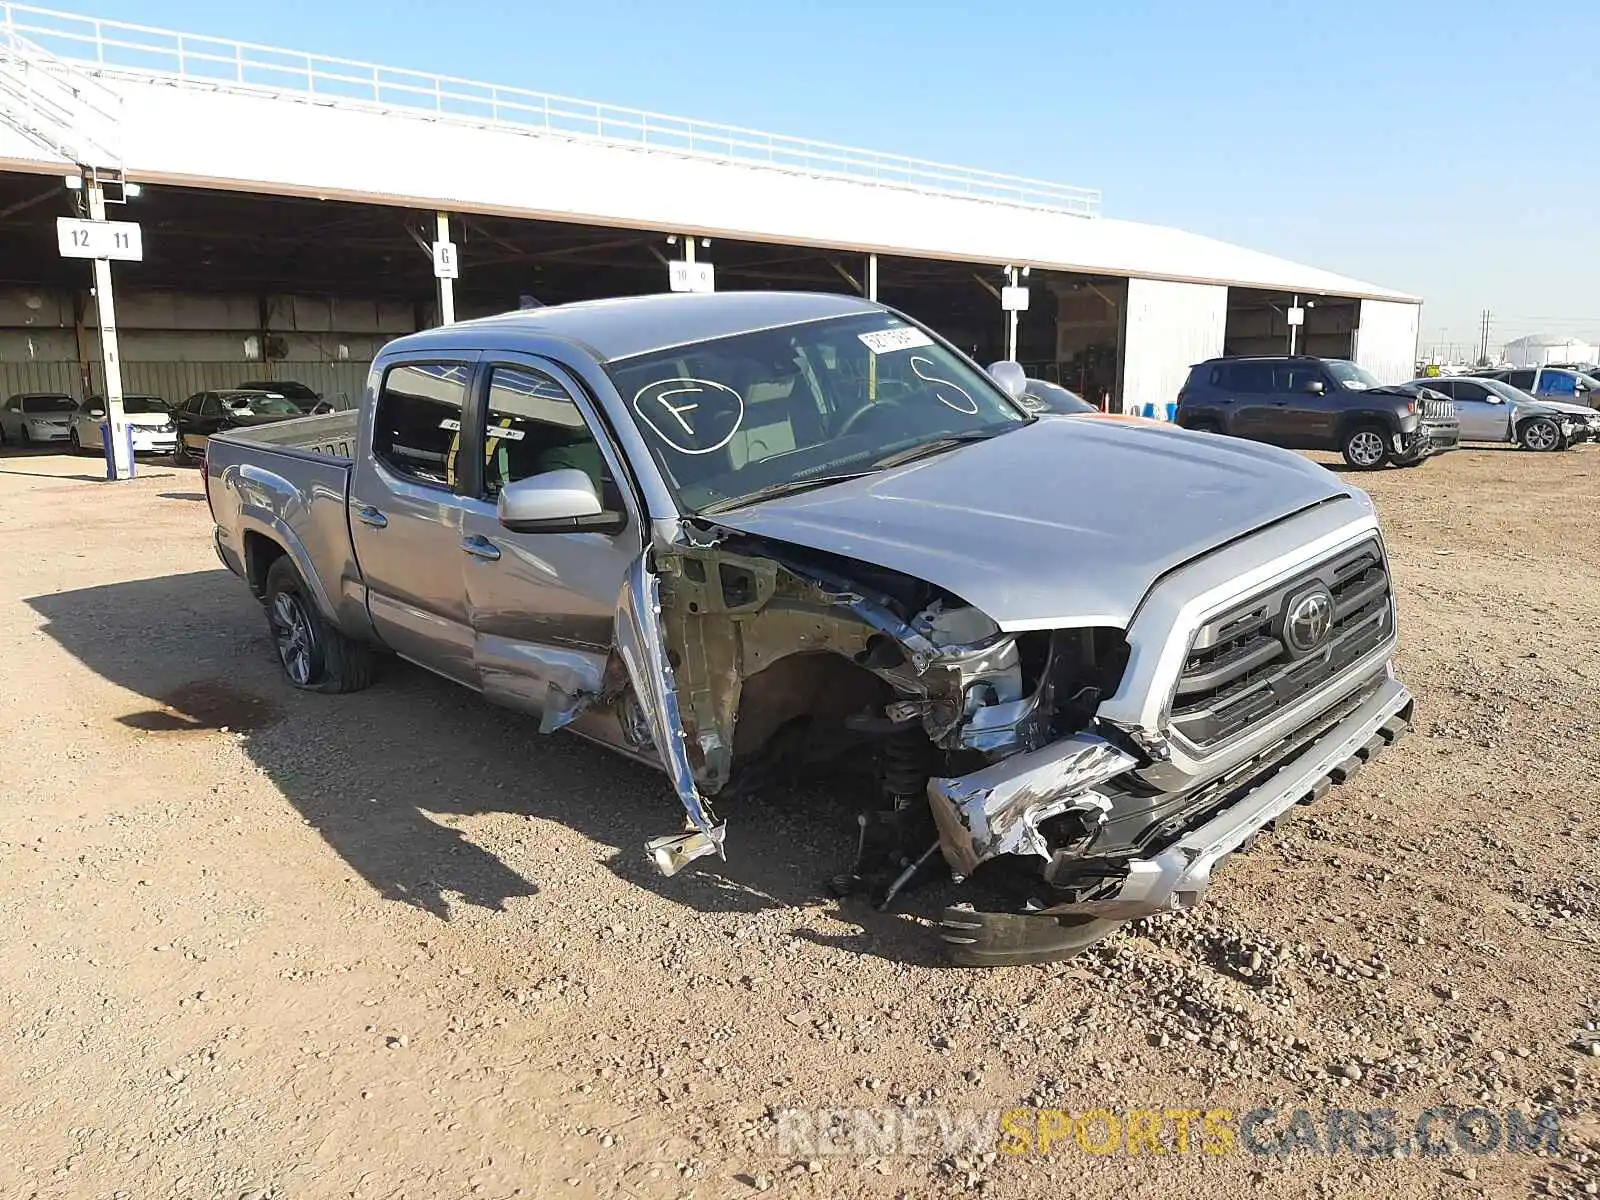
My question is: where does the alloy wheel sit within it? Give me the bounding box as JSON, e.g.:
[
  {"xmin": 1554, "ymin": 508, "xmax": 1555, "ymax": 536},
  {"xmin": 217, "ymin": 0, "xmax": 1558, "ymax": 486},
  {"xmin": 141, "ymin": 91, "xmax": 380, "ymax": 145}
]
[
  {"xmin": 1348, "ymin": 431, "xmax": 1385, "ymax": 467},
  {"xmin": 269, "ymin": 591, "xmax": 316, "ymax": 686}
]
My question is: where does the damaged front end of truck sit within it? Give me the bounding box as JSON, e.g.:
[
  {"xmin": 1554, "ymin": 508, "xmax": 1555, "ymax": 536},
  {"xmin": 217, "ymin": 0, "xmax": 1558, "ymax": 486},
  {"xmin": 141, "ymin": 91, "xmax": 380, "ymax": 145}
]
[
  {"xmin": 611, "ymin": 519, "xmax": 1147, "ymax": 962},
  {"xmin": 612, "ymin": 505, "xmax": 1413, "ymax": 966}
]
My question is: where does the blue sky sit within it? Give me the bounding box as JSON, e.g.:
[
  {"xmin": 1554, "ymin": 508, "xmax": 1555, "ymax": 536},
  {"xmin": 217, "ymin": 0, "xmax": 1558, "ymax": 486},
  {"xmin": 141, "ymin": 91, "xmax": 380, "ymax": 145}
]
[{"xmin": 67, "ymin": 0, "xmax": 1600, "ymax": 355}]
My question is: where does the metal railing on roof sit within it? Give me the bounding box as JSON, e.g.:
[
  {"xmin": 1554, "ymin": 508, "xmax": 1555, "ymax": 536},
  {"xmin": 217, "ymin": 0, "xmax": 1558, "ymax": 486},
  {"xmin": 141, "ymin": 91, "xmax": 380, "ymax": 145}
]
[{"xmin": 0, "ymin": 3, "xmax": 1101, "ymax": 217}]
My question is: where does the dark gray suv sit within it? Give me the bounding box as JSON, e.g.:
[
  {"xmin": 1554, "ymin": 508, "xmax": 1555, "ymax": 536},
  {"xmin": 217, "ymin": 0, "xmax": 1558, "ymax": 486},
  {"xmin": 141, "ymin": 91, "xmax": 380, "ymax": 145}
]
[{"xmin": 1176, "ymin": 356, "xmax": 1460, "ymax": 469}]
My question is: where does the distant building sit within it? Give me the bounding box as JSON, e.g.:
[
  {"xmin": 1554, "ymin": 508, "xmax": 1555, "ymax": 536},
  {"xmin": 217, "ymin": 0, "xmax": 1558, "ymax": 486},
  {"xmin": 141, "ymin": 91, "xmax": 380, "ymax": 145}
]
[{"xmin": 1502, "ymin": 334, "xmax": 1599, "ymax": 367}]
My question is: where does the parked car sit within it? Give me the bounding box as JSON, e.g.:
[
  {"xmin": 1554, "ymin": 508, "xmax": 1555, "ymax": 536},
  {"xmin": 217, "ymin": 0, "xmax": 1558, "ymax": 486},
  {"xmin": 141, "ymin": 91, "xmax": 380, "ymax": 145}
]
[
  {"xmin": 1017, "ymin": 377, "xmax": 1097, "ymax": 415},
  {"xmin": 1176, "ymin": 355, "xmax": 1460, "ymax": 468},
  {"xmin": 237, "ymin": 379, "xmax": 333, "ymax": 414},
  {"xmin": 0, "ymin": 392, "xmax": 77, "ymax": 445},
  {"xmin": 205, "ymin": 292, "xmax": 1413, "ymax": 966},
  {"xmin": 172, "ymin": 389, "xmax": 306, "ymax": 463},
  {"xmin": 1410, "ymin": 376, "xmax": 1599, "ymax": 450},
  {"xmin": 1486, "ymin": 367, "xmax": 1600, "ymax": 410},
  {"xmin": 68, "ymin": 394, "xmax": 178, "ymax": 455}
]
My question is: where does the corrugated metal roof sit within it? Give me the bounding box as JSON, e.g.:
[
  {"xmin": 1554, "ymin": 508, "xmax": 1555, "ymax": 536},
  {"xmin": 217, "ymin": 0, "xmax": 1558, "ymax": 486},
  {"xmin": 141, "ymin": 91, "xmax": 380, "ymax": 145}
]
[{"xmin": 0, "ymin": 4, "xmax": 1419, "ymax": 303}]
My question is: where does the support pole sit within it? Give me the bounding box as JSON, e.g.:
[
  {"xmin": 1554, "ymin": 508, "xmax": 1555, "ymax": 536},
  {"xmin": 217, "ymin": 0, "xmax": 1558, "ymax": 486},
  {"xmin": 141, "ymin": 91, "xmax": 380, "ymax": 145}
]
[
  {"xmin": 86, "ymin": 178, "xmax": 131, "ymax": 481},
  {"xmin": 684, "ymin": 236, "xmax": 696, "ymax": 266},
  {"xmin": 1288, "ymin": 293, "xmax": 1300, "ymax": 356},
  {"xmin": 1005, "ymin": 266, "xmax": 1020, "ymax": 362},
  {"xmin": 435, "ymin": 211, "xmax": 455, "ymax": 326},
  {"xmin": 867, "ymin": 253, "xmax": 878, "ymax": 302}
]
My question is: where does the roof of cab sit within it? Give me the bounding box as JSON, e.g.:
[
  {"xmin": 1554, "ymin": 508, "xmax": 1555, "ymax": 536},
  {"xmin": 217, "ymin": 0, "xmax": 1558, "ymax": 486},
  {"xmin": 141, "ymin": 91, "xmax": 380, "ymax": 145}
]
[{"xmin": 382, "ymin": 291, "xmax": 883, "ymax": 364}]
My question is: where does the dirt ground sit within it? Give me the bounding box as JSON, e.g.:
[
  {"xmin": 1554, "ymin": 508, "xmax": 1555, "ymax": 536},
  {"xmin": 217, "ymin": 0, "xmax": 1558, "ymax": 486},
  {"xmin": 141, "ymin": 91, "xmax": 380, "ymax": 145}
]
[{"xmin": 1, "ymin": 441, "xmax": 1596, "ymax": 1200}]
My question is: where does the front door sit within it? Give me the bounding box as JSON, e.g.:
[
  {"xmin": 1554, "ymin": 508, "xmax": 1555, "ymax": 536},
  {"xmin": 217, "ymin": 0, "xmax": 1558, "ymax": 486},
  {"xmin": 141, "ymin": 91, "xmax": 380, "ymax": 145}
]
[
  {"xmin": 348, "ymin": 356, "xmax": 481, "ymax": 686},
  {"xmin": 455, "ymin": 355, "xmax": 643, "ymax": 725},
  {"xmin": 1267, "ymin": 361, "xmax": 1339, "ymax": 449},
  {"xmin": 1444, "ymin": 380, "xmax": 1512, "ymax": 441}
]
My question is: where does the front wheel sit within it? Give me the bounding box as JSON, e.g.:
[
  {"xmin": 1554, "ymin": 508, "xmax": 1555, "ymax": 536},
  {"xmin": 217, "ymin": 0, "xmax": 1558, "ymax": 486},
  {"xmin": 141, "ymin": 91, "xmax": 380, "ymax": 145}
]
[
  {"xmin": 1341, "ymin": 424, "xmax": 1392, "ymax": 470},
  {"xmin": 1518, "ymin": 417, "xmax": 1562, "ymax": 452},
  {"xmin": 263, "ymin": 557, "xmax": 375, "ymax": 694},
  {"xmin": 172, "ymin": 434, "xmax": 191, "ymax": 465}
]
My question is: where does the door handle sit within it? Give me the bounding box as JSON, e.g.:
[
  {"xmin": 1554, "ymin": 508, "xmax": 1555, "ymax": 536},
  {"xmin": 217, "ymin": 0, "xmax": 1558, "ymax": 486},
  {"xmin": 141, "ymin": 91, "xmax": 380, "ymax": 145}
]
[
  {"xmin": 460, "ymin": 535, "xmax": 501, "ymax": 561},
  {"xmin": 356, "ymin": 505, "xmax": 388, "ymax": 529},
  {"xmin": 1272, "ymin": 402, "xmax": 1289, "ymax": 407}
]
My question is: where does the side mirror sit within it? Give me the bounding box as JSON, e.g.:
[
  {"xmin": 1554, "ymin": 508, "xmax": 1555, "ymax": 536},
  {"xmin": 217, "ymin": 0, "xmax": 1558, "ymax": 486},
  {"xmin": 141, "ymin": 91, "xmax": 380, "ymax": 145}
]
[
  {"xmin": 1303, "ymin": 380, "xmax": 1326, "ymax": 395},
  {"xmin": 985, "ymin": 360, "xmax": 1028, "ymax": 402},
  {"xmin": 499, "ymin": 469, "xmax": 626, "ymax": 535}
]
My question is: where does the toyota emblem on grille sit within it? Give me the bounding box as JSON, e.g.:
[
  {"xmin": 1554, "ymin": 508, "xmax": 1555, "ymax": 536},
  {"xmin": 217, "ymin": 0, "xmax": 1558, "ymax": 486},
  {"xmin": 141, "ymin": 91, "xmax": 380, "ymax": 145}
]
[{"xmin": 1283, "ymin": 586, "xmax": 1335, "ymax": 655}]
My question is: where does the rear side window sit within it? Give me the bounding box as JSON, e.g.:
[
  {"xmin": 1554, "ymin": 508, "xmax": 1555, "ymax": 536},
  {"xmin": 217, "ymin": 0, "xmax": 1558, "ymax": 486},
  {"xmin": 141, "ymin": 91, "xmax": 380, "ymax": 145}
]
[
  {"xmin": 1223, "ymin": 362, "xmax": 1275, "ymax": 393},
  {"xmin": 1506, "ymin": 370, "xmax": 1536, "ymax": 389},
  {"xmin": 372, "ymin": 362, "xmax": 471, "ymax": 488}
]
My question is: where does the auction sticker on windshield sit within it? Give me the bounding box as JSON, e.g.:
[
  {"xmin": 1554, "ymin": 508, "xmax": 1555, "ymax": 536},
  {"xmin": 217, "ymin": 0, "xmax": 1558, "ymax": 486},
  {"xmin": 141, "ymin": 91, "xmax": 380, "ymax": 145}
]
[{"xmin": 859, "ymin": 327, "xmax": 934, "ymax": 355}]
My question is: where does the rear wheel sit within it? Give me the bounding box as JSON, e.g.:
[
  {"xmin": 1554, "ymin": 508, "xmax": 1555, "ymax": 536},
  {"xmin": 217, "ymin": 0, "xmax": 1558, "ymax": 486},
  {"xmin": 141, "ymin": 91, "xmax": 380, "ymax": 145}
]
[
  {"xmin": 1518, "ymin": 417, "xmax": 1561, "ymax": 452},
  {"xmin": 263, "ymin": 557, "xmax": 374, "ymax": 694},
  {"xmin": 1341, "ymin": 424, "xmax": 1391, "ymax": 469}
]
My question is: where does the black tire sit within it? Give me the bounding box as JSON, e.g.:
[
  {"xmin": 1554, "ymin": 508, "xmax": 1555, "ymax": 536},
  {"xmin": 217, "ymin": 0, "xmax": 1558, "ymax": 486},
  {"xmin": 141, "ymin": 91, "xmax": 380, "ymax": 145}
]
[
  {"xmin": 1341, "ymin": 423, "xmax": 1392, "ymax": 469},
  {"xmin": 1185, "ymin": 419, "xmax": 1224, "ymax": 435},
  {"xmin": 1395, "ymin": 456, "xmax": 1428, "ymax": 468},
  {"xmin": 1518, "ymin": 417, "xmax": 1562, "ymax": 452},
  {"xmin": 263, "ymin": 556, "xmax": 375, "ymax": 694},
  {"xmin": 171, "ymin": 434, "xmax": 191, "ymax": 465},
  {"xmin": 19, "ymin": 425, "xmax": 32, "ymax": 447}
]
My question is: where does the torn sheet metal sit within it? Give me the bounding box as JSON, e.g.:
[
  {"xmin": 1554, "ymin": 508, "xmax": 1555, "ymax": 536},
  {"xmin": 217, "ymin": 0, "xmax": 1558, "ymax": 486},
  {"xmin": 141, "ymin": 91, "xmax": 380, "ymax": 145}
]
[
  {"xmin": 927, "ymin": 733, "xmax": 1137, "ymax": 877},
  {"xmin": 615, "ymin": 552, "xmax": 725, "ymax": 862}
]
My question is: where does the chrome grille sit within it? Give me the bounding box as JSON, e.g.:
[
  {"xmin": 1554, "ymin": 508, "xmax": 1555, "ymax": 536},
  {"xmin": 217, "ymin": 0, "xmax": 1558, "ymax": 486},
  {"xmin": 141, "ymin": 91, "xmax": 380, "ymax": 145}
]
[
  {"xmin": 1170, "ymin": 541, "xmax": 1393, "ymax": 751},
  {"xmin": 1421, "ymin": 396, "xmax": 1456, "ymax": 421}
]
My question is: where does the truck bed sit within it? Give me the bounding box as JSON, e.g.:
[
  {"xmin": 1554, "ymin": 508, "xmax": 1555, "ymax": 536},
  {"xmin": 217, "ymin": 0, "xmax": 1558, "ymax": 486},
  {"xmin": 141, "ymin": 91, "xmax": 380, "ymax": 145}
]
[
  {"xmin": 206, "ymin": 412, "xmax": 369, "ymax": 638},
  {"xmin": 213, "ymin": 410, "xmax": 357, "ymax": 461}
]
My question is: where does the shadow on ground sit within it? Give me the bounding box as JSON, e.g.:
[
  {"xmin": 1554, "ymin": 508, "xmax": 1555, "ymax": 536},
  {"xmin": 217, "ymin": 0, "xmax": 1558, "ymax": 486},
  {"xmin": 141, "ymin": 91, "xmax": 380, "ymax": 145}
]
[{"xmin": 27, "ymin": 570, "xmax": 937, "ymax": 961}]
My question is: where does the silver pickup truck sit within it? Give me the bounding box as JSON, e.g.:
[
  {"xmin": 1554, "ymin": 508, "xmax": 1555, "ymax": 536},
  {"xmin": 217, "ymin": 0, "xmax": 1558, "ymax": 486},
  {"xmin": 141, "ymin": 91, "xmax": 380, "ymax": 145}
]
[{"xmin": 206, "ymin": 292, "xmax": 1413, "ymax": 965}]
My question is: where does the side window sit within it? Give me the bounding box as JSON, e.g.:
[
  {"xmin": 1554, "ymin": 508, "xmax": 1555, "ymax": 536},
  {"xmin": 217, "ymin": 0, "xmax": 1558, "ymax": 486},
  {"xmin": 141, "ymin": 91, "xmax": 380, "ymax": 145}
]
[
  {"xmin": 1224, "ymin": 362, "xmax": 1275, "ymax": 393},
  {"xmin": 480, "ymin": 364, "xmax": 614, "ymax": 501},
  {"xmin": 1275, "ymin": 363, "xmax": 1324, "ymax": 393},
  {"xmin": 372, "ymin": 362, "xmax": 471, "ymax": 488},
  {"xmin": 1506, "ymin": 370, "xmax": 1536, "ymax": 390},
  {"xmin": 200, "ymin": 395, "xmax": 222, "ymax": 417},
  {"xmin": 1540, "ymin": 370, "xmax": 1578, "ymax": 397},
  {"xmin": 1453, "ymin": 382, "xmax": 1487, "ymax": 402}
]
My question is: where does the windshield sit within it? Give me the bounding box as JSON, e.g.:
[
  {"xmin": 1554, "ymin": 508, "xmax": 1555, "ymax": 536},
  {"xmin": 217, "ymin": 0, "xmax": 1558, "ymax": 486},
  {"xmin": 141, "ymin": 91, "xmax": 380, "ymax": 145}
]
[
  {"xmin": 23, "ymin": 395, "xmax": 75, "ymax": 413},
  {"xmin": 88, "ymin": 395, "xmax": 168, "ymax": 415},
  {"xmin": 241, "ymin": 381, "xmax": 318, "ymax": 403},
  {"xmin": 605, "ymin": 311, "xmax": 1027, "ymax": 513},
  {"xmin": 224, "ymin": 393, "xmax": 300, "ymax": 415},
  {"xmin": 1325, "ymin": 361, "xmax": 1384, "ymax": 391}
]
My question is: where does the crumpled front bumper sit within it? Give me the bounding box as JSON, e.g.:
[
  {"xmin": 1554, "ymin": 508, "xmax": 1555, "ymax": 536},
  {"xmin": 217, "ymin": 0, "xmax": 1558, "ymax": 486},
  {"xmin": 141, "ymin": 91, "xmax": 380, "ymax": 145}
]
[
  {"xmin": 935, "ymin": 673, "xmax": 1413, "ymax": 963},
  {"xmin": 1043, "ymin": 674, "xmax": 1411, "ymax": 921}
]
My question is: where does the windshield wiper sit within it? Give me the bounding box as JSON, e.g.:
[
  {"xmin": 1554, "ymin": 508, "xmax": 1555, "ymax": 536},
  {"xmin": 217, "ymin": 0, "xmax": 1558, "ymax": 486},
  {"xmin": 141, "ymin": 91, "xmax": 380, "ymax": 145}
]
[
  {"xmin": 870, "ymin": 426, "xmax": 1012, "ymax": 469},
  {"xmin": 696, "ymin": 471, "xmax": 876, "ymax": 516}
]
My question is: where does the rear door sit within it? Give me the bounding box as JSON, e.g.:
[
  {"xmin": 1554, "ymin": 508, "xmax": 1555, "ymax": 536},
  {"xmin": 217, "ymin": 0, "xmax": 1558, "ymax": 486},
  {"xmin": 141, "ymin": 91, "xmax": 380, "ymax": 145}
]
[
  {"xmin": 348, "ymin": 356, "xmax": 481, "ymax": 686},
  {"xmin": 1445, "ymin": 380, "xmax": 1511, "ymax": 441},
  {"xmin": 456, "ymin": 355, "xmax": 644, "ymax": 725},
  {"xmin": 1222, "ymin": 362, "xmax": 1281, "ymax": 440}
]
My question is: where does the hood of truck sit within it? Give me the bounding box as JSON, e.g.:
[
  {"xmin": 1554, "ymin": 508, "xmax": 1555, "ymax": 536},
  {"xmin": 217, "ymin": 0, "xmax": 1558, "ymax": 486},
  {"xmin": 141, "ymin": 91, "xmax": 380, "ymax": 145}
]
[{"xmin": 710, "ymin": 416, "xmax": 1358, "ymax": 631}]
